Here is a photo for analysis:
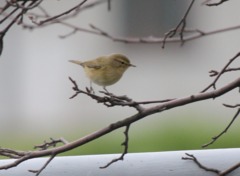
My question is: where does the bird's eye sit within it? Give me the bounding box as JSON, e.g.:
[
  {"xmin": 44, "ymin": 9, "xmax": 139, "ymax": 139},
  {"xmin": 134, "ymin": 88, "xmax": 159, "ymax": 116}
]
[{"xmin": 115, "ymin": 58, "xmax": 128, "ymax": 66}]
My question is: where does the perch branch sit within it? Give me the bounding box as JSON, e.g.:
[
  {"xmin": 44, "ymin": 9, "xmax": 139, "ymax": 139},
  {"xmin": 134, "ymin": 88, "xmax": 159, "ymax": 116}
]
[{"xmin": 69, "ymin": 76, "xmax": 175, "ymax": 112}]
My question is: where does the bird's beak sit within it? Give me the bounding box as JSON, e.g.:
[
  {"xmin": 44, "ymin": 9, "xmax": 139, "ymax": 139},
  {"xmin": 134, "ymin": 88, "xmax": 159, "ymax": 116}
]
[
  {"xmin": 130, "ymin": 63, "xmax": 136, "ymax": 67},
  {"xmin": 69, "ymin": 60, "xmax": 82, "ymax": 65}
]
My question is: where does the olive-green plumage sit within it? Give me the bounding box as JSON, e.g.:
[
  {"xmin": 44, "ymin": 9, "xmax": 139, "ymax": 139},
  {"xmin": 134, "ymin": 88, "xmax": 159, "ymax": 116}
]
[{"xmin": 69, "ymin": 54, "xmax": 135, "ymax": 89}]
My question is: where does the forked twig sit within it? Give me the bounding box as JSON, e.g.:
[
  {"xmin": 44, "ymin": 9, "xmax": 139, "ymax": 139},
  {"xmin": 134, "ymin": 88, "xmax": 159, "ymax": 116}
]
[
  {"xmin": 182, "ymin": 153, "xmax": 220, "ymax": 174},
  {"xmin": 38, "ymin": 0, "xmax": 88, "ymax": 25},
  {"xmin": 100, "ymin": 125, "xmax": 130, "ymax": 168},
  {"xmin": 69, "ymin": 77, "xmax": 174, "ymax": 112},
  {"xmin": 182, "ymin": 153, "xmax": 240, "ymax": 176},
  {"xmin": 201, "ymin": 52, "xmax": 240, "ymax": 92},
  {"xmin": 202, "ymin": 108, "xmax": 240, "ymax": 148},
  {"xmin": 162, "ymin": 0, "xmax": 195, "ymax": 48},
  {"xmin": 34, "ymin": 137, "xmax": 69, "ymax": 150},
  {"xmin": 28, "ymin": 154, "xmax": 56, "ymax": 176}
]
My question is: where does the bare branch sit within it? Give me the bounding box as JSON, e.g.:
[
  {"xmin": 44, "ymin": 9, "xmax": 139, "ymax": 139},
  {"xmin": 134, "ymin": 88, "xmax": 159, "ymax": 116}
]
[
  {"xmin": 21, "ymin": 9, "xmax": 240, "ymax": 46},
  {"xmin": 69, "ymin": 76, "xmax": 176, "ymax": 111},
  {"xmin": 56, "ymin": 23, "xmax": 240, "ymax": 45},
  {"xmin": 6, "ymin": 0, "xmax": 44, "ymax": 10},
  {"xmin": 182, "ymin": 153, "xmax": 240, "ymax": 176},
  {"xmin": 1, "ymin": 0, "xmax": 240, "ymax": 51},
  {"xmin": 224, "ymin": 67, "xmax": 240, "ymax": 72},
  {"xmin": 59, "ymin": 29, "xmax": 78, "ymax": 39},
  {"xmin": 205, "ymin": 0, "xmax": 230, "ymax": 6},
  {"xmin": 0, "ymin": 0, "xmax": 41, "ymax": 56},
  {"xmin": 37, "ymin": 0, "xmax": 88, "ymax": 25},
  {"xmin": 100, "ymin": 124, "xmax": 130, "ymax": 168},
  {"xmin": 34, "ymin": 137, "xmax": 69, "ymax": 150},
  {"xmin": 209, "ymin": 67, "xmax": 240, "ymax": 77},
  {"xmin": 201, "ymin": 52, "xmax": 240, "ymax": 92},
  {"xmin": 182, "ymin": 153, "xmax": 220, "ymax": 174},
  {"xmin": 220, "ymin": 162, "xmax": 240, "ymax": 176},
  {"xmin": 162, "ymin": 0, "xmax": 195, "ymax": 48},
  {"xmin": 0, "ymin": 148, "xmax": 26, "ymax": 159},
  {"xmin": 1, "ymin": 0, "xmax": 108, "ymax": 43},
  {"xmin": 202, "ymin": 108, "xmax": 240, "ymax": 148},
  {"xmin": 69, "ymin": 77, "xmax": 145, "ymax": 112},
  {"xmin": 28, "ymin": 154, "xmax": 56, "ymax": 176},
  {"xmin": 223, "ymin": 103, "xmax": 240, "ymax": 108}
]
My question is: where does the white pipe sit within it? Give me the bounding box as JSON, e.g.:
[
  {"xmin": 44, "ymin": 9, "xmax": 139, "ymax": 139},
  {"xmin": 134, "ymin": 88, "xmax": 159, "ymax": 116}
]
[{"xmin": 0, "ymin": 148, "xmax": 239, "ymax": 176}]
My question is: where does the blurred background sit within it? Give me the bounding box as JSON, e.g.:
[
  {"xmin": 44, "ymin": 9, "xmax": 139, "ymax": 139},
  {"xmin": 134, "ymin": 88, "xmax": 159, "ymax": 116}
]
[{"xmin": 0, "ymin": 0, "xmax": 240, "ymax": 155}]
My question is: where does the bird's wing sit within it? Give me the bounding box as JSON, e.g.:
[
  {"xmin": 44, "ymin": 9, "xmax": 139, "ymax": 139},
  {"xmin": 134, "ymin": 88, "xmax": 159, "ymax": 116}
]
[
  {"xmin": 84, "ymin": 58, "xmax": 106, "ymax": 69},
  {"xmin": 84, "ymin": 62, "xmax": 102, "ymax": 69}
]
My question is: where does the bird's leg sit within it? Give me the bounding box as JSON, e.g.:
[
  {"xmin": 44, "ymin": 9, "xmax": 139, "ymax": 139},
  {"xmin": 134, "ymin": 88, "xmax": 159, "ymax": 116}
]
[
  {"xmin": 103, "ymin": 86, "xmax": 109, "ymax": 93},
  {"xmin": 88, "ymin": 81, "xmax": 95, "ymax": 94},
  {"xmin": 101, "ymin": 86, "xmax": 116, "ymax": 98}
]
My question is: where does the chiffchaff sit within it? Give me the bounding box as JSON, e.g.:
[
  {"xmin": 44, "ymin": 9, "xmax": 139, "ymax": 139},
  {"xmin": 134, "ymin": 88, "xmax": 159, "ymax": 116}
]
[{"xmin": 69, "ymin": 54, "xmax": 135, "ymax": 91}]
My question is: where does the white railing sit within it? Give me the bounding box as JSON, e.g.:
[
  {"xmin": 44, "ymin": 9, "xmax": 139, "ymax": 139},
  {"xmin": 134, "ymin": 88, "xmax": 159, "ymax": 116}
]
[{"xmin": 0, "ymin": 148, "xmax": 239, "ymax": 176}]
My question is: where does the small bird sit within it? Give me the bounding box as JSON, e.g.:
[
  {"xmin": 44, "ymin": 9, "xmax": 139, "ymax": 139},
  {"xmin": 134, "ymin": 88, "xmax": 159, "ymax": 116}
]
[{"xmin": 69, "ymin": 54, "xmax": 135, "ymax": 92}]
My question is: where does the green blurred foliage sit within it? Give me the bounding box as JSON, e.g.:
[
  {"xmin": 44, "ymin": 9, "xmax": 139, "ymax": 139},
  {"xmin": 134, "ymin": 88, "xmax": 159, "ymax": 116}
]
[{"xmin": 1, "ymin": 113, "xmax": 239, "ymax": 159}]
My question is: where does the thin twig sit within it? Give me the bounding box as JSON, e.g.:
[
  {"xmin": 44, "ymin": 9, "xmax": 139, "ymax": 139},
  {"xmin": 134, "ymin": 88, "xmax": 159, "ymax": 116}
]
[
  {"xmin": 223, "ymin": 104, "xmax": 240, "ymax": 108},
  {"xmin": 0, "ymin": 148, "xmax": 26, "ymax": 159},
  {"xmin": 6, "ymin": 0, "xmax": 44, "ymax": 10},
  {"xmin": 69, "ymin": 77, "xmax": 145, "ymax": 112},
  {"xmin": 182, "ymin": 153, "xmax": 220, "ymax": 174},
  {"xmin": 28, "ymin": 154, "xmax": 56, "ymax": 176},
  {"xmin": 38, "ymin": 0, "xmax": 88, "ymax": 25},
  {"xmin": 0, "ymin": 0, "xmax": 37, "ymax": 56},
  {"xmin": 206, "ymin": 0, "xmax": 229, "ymax": 6},
  {"xmin": 69, "ymin": 77, "xmax": 176, "ymax": 111},
  {"xmin": 201, "ymin": 52, "xmax": 240, "ymax": 92},
  {"xmin": 100, "ymin": 125, "xmax": 130, "ymax": 168},
  {"xmin": 162, "ymin": 0, "xmax": 195, "ymax": 48},
  {"xmin": 182, "ymin": 153, "xmax": 240, "ymax": 176},
  {"xmin": 220, "ymin": 162, "xmax": 240, "ymax": 176},
  {"xmin": 22, "ymin": 13, "xmax": 240, "ymax": 45},
  {"xmin": 34, "ymin": 137, "xmax": 69, "ymax": 150},
  {"xmin": 209, "ymin": 67, "xmax": 240, "ymax": 77},
  {"xmin": 202, "ymin": 108, "xmax": 240, "ymax": 148}
]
